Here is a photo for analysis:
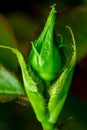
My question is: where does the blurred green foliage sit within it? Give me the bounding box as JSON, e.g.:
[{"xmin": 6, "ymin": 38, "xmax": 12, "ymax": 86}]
[
  {"xmin": 0, "ymin": 15, "xmax": 18, "ymax": 70},
  {"xmin": 0, "ymin": 64, "xmax": 25, "ymax": 102}
]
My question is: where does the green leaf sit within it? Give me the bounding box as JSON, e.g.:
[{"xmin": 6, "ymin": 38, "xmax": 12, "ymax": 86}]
[
  {"xmin": 0, "ymin": 64, "xmax": 25, "ymax": 102},
  {"xmin": 0, "ymin": 45, "xmax": 46, "ymax": 122},
  {"xmin": 0, "ymin": 14, "xmax": 18, "ymax": 70},
  {"xmin": 56, "ymin": 6, "xmax": 87, "ymax": 63},
  {"xmin": 48, "ymin": 26, "xmax": 76, "ymax": 124}
]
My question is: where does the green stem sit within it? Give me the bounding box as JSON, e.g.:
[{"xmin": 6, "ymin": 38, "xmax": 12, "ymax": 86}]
[{"xmin": 41, "ymin": 121, "xmax": 55, "ymax": 130}]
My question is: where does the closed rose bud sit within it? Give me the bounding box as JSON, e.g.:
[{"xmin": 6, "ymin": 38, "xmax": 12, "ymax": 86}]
[{"xmin": 28, "ymin": 6, "xmax": 62, "ymax": 82}]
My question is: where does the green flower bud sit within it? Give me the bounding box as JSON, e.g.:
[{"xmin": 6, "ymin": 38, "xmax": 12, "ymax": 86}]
[
  {"xmin": 29, "ymin": 6, "xmax": 62, "ymax": 82},
  {"xmin": 0, "ymin": 5, "xmax": 76, "ymax": 129}
]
